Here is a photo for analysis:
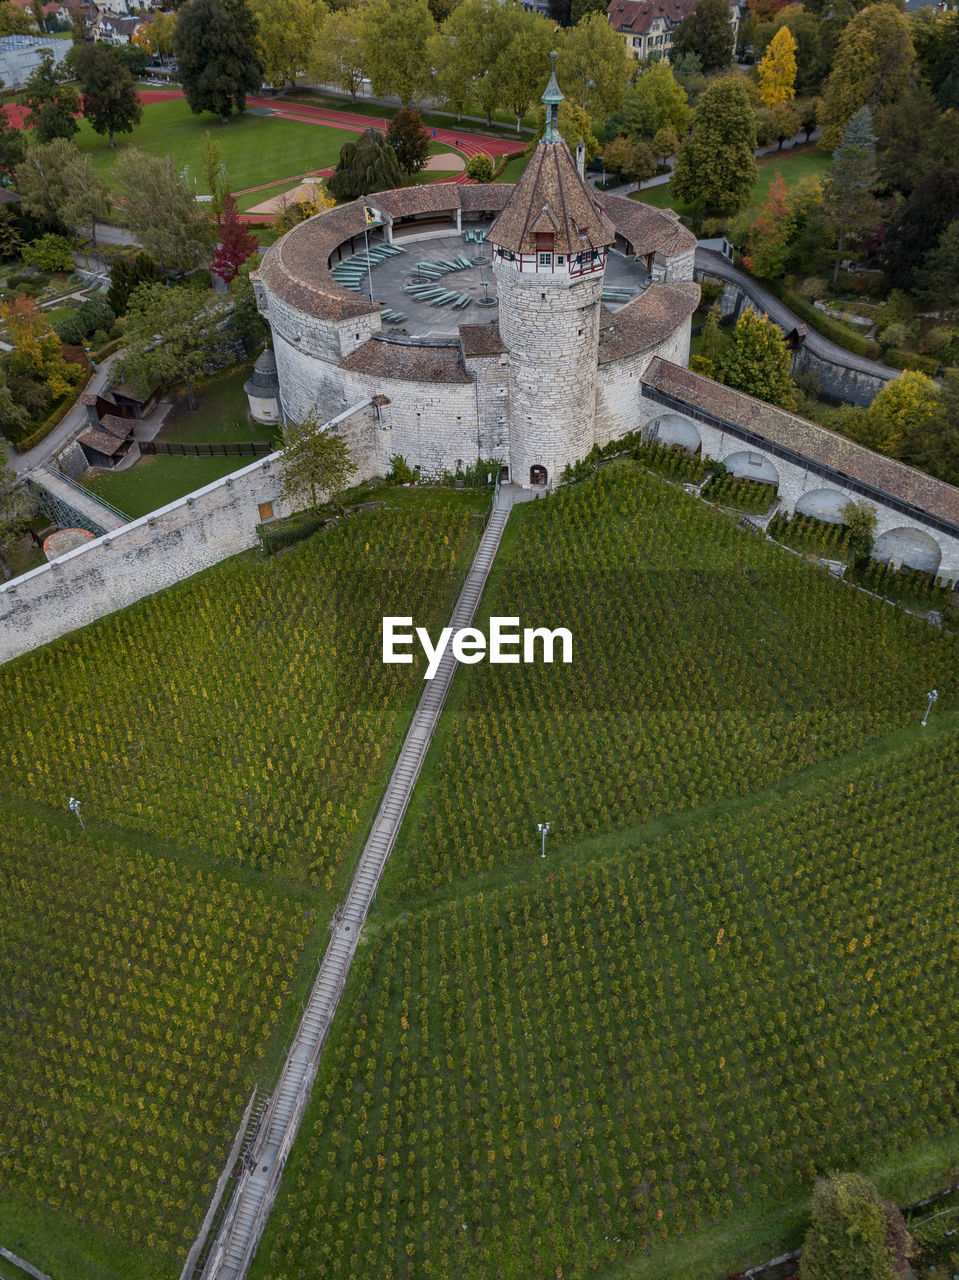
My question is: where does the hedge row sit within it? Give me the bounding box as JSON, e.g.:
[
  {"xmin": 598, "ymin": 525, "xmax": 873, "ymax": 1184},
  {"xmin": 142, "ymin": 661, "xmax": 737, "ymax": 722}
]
[
  {"xmin": 15, "ymin": 394, "xmax": 76, "ymax": 455},
  {"xmin": 257, "ymin": 511, "xmax": 331, "ymax": 555},
  {"xmin": 761, "ymin": 278, "xmax": 881, "ymax": 361},
  {"xmin": 883, "ymin": 348, "xmax": 940, "ymax": 375}
]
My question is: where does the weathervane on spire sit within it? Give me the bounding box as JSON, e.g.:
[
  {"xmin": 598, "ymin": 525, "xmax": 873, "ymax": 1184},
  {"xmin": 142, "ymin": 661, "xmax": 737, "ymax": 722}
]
[{"xmin": 542, "ymin": 51, "xmax": 563, "ymax": 143}]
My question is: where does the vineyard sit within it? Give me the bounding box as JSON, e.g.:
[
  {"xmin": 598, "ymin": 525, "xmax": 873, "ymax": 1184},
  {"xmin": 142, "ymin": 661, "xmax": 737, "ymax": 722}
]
[
  {"xmin": 0, "ymin": 806, "xmax": 309, "ymax": 1273},
  {"xmin": 386, "ymin": 464, "xmax": 954, "ymax": 900},
  {"xmin": 0, "ymin": 500, "xmax": 484, "ymax": 893},
  {"xmin": 255, "ymin": 723, "xmax": 959, "ymax": 1280},
  {"xmin": 0, "ymin": 494, "xmax": 485, "ymax": 1276}
]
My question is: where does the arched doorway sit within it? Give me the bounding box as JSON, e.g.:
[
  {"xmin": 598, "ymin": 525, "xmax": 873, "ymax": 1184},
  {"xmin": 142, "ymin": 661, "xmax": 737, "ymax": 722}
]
[
  {"xmin": 530, "ymin": 465, "xmax": 548, "ymax": 486},
  {"xmin": 873, "ymin": 527, "xmax": 942, "ymax": 575}
]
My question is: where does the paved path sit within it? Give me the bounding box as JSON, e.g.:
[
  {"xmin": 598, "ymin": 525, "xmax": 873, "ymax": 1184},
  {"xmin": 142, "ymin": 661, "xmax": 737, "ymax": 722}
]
[
  {"xmin": 696, "ymin": 248, "xmax": 900, "ymax": 384},
  {"xmin": 6, "ymin": 354, "xmax": 121, "ymax": 478},
  {"xmin": 201, "ymin": 484, "xmax": 524, "ymax": 1280},
  {"xmin": 30, "ymin": 464, "xmax": 127, "ymax": 534}
]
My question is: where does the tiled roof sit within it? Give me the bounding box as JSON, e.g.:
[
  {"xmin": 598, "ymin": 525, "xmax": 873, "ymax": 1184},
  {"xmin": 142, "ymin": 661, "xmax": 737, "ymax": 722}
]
[
  {"xmin": 459, "ymin": 185, "xmax": 512, "ymax": 213},
  {"xmin": 78, "ymin": 428, "xmax": 128, "ymax": 456},
  {"xmin": 339, "ymin": 338, "xmax": 472, "ymax": 384},
  {"xmin": 597, "ymin": 193, "xmax": 698, "ymax": 257},
  {"xmin": 256, "ymin": 200, "xmax": 381, "ymax": 322},
  {"xmin": 644, "ymin": 359, "xmax": 959, "ymax": 531},
  {"xmin": 598, "ymin": 281, "xmax": 699, "ymax": 363},
  {"xmin": 0, "ymin": 188, "xmax": 21, "ymax": 206},
  {"xmin": 488, "ymin": 139, "xmax": 615, "ymax": 257},
  {"xmin": 98, "ymin": 413, "xmax": 134, "ymax": 440},
  {"xmin": 371, "ymin": 186, "xmax": 461, "ymax": 219},
  {"xmin": 459, "ymin": 322, "xmax": 506, "ymax": 357},
  {"xmin": 607, "ymin": 0, "xmax": 692, "ymax": 35}
]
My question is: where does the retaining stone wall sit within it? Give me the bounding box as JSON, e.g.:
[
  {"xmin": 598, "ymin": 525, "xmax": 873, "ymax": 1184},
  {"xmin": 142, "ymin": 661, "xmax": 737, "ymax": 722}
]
[{"xmin": 0, "ymin": 454, "xmax": 293, "ymax": 667}]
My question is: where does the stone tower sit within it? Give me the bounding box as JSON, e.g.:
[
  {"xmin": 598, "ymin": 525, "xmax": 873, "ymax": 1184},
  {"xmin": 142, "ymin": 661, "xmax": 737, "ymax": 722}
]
[{"xmin": 489, "ymin": 54, "xmax": 615, "ymax": 487}]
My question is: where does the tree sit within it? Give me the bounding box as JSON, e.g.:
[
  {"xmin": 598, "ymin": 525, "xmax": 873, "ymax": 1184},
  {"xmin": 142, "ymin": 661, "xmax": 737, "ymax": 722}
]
[
  {"xmin": 113, "ymin": 282, "xmax": 231, "ymax": 410},
  {"xmin": 671, "ymin": 51, "xmax": 707, "ymax": 106},
  {"xmin": 690, "ymin": 310, "xmax": 726, "ymax": 377},
  {"xmin": 314, "ymin": 8, "xmax": 365, "ymax": 101},
  {"xmin": 821, "ymin": 107, "xmax": 879, "ymax": 282},
  {"xmin": 202, "ymin": 131, "xmax": 230, "ymax": 226},
  {"xmin": 22, "ymin": 54, "xmax": 79, "ymax": 143},
  {"xmin": 911, "ymin": 7, "xmax": 959, "ymax": 111},
  {"xmin": 876, "ymin": 86, "xmax": 941, "ymax": 195},
  {"xmin": 603, "ymin": 136, "xmax": 656, "ymax": 185},
  {"xmin": 0, "ymin": 1, "xmax": 34, "ymax": 35},
  {"xmin": 493, "ymin": 7, "xmax": 555, "ymax": 132},
  {"xmin": 210, "ymin": 194, "xmax": 259, "ymax": 283},
  {"xmin": 71, "ymin": 43, "xmax": 142, "ymax": 148},
  {"xmin": 880, "ymin": 166, "xmax": 959, "ymax": 290},
  {"xmin": 113, "ymin": 43, "xmax": 151, "ymax": 79},
  {"xmin": 919, "ymin": 219, "xmax": 959, "ymax": 314},
  {"xmin": 569, "ymin": 0, "xmax": 605, "ymax": 21},
  {"xmin": 717, "ymin": 308, "xmax": 797, "ymax": 409},
  {"xmin": 359, "ymin": 0, "xmax": 435, "ymax": 107},
  {"xmin": 21, "ymin": 232, "xmax": 74, "ymax": 272},
  {"xmin": 252, "ymin": 0, "xmax": 326, "ymax": 89},
  {"xmin": 113, "ymin": 148, "xmax": 216, "ymax": 276},
  {"xmin": 465, "ymin": 152, "xmax": 494, "ymax": 182},
  {"xmin": 106, "ymin": 252, "xmax": 161, "ymax": 316},
  {"xmin": 386, "ymin": 108, "xmax": 430, "ymax": 176},
  {"xmin": 621, "ymin": 61, "xmax": 691, "ymax": 143},
  {"xmin": 672, "ymin": 77, "xmax": 758, "ymax": 215},
  {"xmin": 0, "ymin": 461, "xmax": 34, "ymax": 579},
  {"xmin": 0, "ymin": 113, "xmax": 25, "ymax": 181},
  {"xmin": 743, "ymin": 173, "xmax": 794, "ymax": 277},
  {"xmin": 0, "ymin": 293, "xmax": 84, "ymax": 400},
  {"xmin": 652, "ymin": 126, "xmax": 679, "ymax": 167},
  {"xmin": 174, "ymin": 0, "xmax": 263, "ymax": 121},
  {"xmin": 280, "ymin": 409, "xmax": 357, "ymax": 509},
  {"xmin": 671, "ymin": 0, "xmax": 734, "ymax": 74},
  {"xmin": 758, "ymin": 25, "xmax": 797, "ymax": 107},
  {"xmin": 557, "ymin": 13, "xmax": 632, "ymax": 119},
  {"xmin": 327, "ymin": 128, "xmax": 404, "ymax": 201},
  {"xmin": 818, "ymin": 4, "xmax": 915, "ymax": 150},
  {"xmin": 863, "ymin": 370, "xmax": 941, "ymax": 457},
  {"xmin": 908, "ymin": 370, "xmax": 959, "ymax": 485},
  {"xmin": 769, "ymin": 101, "xmax": 799, "ymax": 149},
  {"xmin": 0, "ymin": 207, "xmax": 23, "ymax": 262},
  {"xmin": 132, "ymin": 9, "xmax": 178, "ymax": 63},
  {"xmin": 755, "ymin": 6, "xmax": 828, "ymax": 96},
  {"xmin": 841, "ymin": 501, "xmax": 878, "ymax": 567},
  {"xmin": 799, "ymin": 97, "xmax": 818, "ymax": 142},
  {"xmin": 801, "ymin": 1173, "xmax": 911, "ymax": 1280},
  {"xmin": 14, "ymin": 138, "xmax": 110, "ymax": 245}
]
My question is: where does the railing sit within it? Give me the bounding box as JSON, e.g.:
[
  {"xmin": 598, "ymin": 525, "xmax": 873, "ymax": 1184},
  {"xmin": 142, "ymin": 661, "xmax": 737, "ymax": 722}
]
[{"xmin": 141, "ymin": 441, "xmax": 274, "ymax": 458}]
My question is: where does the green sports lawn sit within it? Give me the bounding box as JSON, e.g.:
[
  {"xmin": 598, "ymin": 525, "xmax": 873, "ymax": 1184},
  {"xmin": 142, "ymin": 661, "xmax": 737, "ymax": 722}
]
[{"xmin": 73, "ymin": 98, "xmax": 357, "ymax": 196}]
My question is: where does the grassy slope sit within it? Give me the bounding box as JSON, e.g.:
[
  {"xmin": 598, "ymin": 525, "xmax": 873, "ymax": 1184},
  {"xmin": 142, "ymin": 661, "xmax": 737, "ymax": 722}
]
[
  {"xmin": 73, "ymin": 99, "xmax": 357, "ymax": 196},
  {"xmin": 252, "ymin": 464, "xmax": 959, "ymax": 1280},
  {"xmin": 0, "ymin": 489, "xmax": 489, "ymax": 1280}
]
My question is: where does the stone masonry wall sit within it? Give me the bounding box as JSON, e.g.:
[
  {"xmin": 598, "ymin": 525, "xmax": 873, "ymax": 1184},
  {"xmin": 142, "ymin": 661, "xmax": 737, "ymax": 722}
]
[
  {"xmin": 463, "ymin": 353, "xmax": 511, "ymax": 465},
  {"xmin": 594, "ymin": 323, "xmax": 691, "ymax": 448},
  {"xmin": 495, "ymin": 260, "xmax": 604, "ymax": 486},
  {"xmin": 0, "ymin": 454, "xmax": 294, "ymax": 666}
]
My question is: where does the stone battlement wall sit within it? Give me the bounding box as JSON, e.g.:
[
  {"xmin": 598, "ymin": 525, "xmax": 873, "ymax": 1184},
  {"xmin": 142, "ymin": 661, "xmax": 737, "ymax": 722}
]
[{"xmin": 0, "ymin": 455, "xmax": 291, "ymax": 667}]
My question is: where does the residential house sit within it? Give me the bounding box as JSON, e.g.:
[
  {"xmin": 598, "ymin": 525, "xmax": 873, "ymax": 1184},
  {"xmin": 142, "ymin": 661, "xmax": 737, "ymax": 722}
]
[{"xmin": 607, "ymin": 0, "xmax": 739, "ymax": 61}]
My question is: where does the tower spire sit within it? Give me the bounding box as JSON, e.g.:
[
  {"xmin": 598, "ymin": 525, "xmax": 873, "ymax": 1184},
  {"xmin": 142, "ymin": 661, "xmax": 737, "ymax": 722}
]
[{"xmin": 542, "ymin": 51, "xmax": 563, "ymax": 143}]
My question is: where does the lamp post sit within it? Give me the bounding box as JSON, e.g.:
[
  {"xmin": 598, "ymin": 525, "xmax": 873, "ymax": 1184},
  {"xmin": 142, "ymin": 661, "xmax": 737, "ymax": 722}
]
[
  {"xmin": 922, "ymin": 689, "xmax": 938, "ymax": 727},
  {"xmin": 68, "ymin": 796, "xmax": 85, "ymax": 830},
  {"xmin": 538, "ymin": 821, "xmax": 550, "ymax": 858}
]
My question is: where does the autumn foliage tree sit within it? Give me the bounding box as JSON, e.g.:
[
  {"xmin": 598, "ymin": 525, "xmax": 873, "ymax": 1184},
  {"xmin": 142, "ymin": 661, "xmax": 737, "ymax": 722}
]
[
  {"xmin": 743, "ymin": 173, "xmax": 793, "ymax": 278},
  {"xmin": 758, "ymin": 25, "xmax": 797, "ymax": 108},
  {"xmin": 0, "ymin": 294, "xmax": 84, "ymax": 401},
  {"xmin": 210, "ymin": 195, "xmax": 259, "ymax": 284}
]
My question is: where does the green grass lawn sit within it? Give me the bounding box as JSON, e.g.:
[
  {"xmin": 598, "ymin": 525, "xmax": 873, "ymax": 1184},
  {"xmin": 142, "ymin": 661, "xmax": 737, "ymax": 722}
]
[
  {"xmin": 632, "ymin": 145, "xmax": 829, "ymax": 219},
  {"xmin": 83, "ymin": 454, "xmax": 252, "ymax": 518},
  {"xmin": 73, "ymin": 99, "xmax": 357, "ymax": 196},
  {"xmin": 159, "ymin": 360, "xmax": 280, "ymax": 445},
  {"xmin": 495, "ymin": 153, "xmax": 529, "ymax": 184}
]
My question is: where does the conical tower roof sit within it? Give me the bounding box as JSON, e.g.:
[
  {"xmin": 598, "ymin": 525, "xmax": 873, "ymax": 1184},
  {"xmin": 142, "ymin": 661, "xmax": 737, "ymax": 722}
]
[{"xmin": 488, "ymin": 59, "xmax": 615, "ymax": 259}]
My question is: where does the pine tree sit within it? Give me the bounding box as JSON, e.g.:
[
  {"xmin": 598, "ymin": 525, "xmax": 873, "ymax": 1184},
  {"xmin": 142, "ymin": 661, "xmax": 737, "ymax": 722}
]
[
  {"xmin": 821, "ymin": 107, "xmax": 879, "ymax": 283},
  {"xmin": 210, "ymin": 195, "xmax": 259, "ymax": 284}
]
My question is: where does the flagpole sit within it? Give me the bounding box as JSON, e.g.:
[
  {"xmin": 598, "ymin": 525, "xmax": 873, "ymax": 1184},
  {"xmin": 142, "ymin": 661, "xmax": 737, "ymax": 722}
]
[{"xmin": 362, "ymin": 197, "xmax": 374, "ymax": 306}]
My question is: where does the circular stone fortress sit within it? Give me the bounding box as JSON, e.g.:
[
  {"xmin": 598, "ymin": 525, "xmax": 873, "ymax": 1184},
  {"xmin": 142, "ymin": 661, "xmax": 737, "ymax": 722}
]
[{"xmin": 252, "ymin": 63, "xmax": 699, "ymax": 488}]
